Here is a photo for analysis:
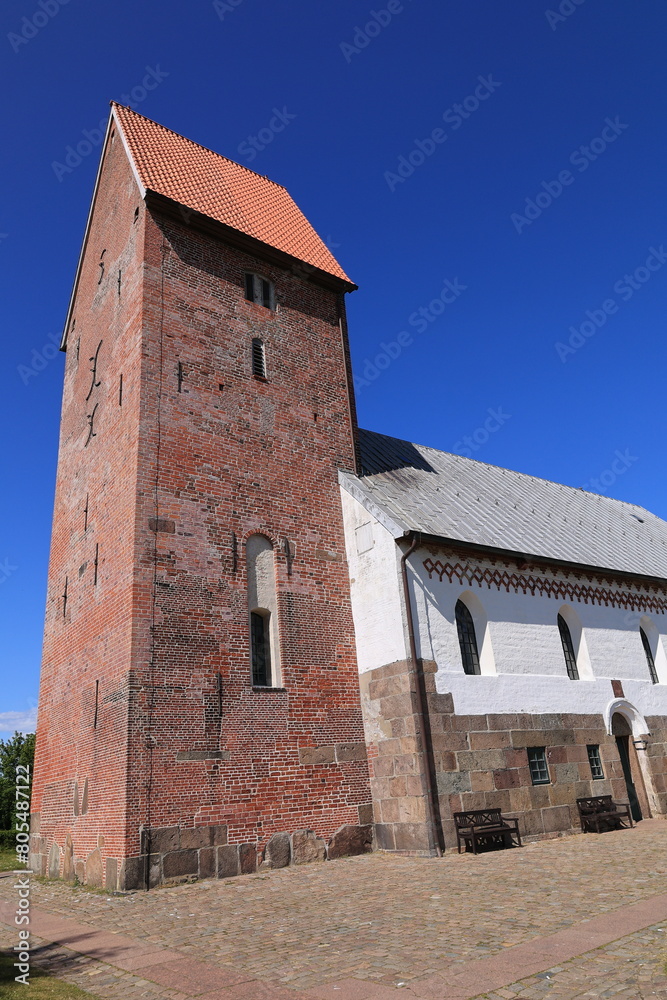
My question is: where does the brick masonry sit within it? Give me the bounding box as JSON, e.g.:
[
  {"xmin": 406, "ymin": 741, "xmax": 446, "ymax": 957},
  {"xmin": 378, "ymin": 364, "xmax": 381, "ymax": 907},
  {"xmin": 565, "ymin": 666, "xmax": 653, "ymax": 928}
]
[
  {"xmin": 31, "ymin": 121, "xmax": 373, "ymax": 889},
  {"xmin": 361, "ymin": 658, "xmax": 667, "ymax": 853}
]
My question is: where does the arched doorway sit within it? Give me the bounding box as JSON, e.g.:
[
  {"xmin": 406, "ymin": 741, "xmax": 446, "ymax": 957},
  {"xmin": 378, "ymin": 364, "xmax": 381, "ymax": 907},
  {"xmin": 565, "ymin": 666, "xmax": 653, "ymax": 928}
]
[
  {"xmin": 611, "ymin": 713, "xmax": 643, "ymax": 822},
  {"xmin": 604, "ymin": 698, "xmax": 659, "ymax": 819}
]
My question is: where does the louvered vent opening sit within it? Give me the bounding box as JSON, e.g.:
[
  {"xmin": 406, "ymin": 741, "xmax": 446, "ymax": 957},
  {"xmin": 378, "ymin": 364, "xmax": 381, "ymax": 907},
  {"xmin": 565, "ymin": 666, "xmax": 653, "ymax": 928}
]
[{"xmin": 252, "ymin": 338, "xmax": 267, "ymax": 379}]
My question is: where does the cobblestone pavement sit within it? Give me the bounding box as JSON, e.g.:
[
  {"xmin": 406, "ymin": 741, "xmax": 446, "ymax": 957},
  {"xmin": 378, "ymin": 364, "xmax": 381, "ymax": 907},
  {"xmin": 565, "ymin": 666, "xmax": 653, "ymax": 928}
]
[
  {"xmin": 1, "ymin": 821, "xmax": 667, "ymax": 998},
  {"xmin": 0, "ymin": 925, "xmax": 190, "ymax": 1000},
  {"xmin": 473, "ymin": 923, "xmax": 667, "ymax": 999},
  {"xmin": 1, "ymin": 919, "xmax": 666, "ymax": 1000}
]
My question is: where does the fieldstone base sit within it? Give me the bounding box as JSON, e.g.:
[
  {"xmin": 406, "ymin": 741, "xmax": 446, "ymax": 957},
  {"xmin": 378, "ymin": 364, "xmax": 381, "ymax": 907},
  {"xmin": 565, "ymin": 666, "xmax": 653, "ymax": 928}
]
[
  {"xmin": 31, "ymin": 818, "xmax": 376, "ymax": 891},
  {"xmin": 122, "ymin": 823, "xmax": 372, "ymax": 887}
]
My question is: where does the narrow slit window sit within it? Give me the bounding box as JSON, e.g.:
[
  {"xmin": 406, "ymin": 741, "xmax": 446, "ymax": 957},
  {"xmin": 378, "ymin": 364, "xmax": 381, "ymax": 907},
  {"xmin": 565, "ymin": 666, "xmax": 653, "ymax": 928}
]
[
  {"xmin": 244, "ymin": 273, "xmax": 255, "ymax": 301},
  {"xmin": 455, "ymin": 599, "xmax": 481, "ymax": 675},
  {"xmin": 527, "ymin": 747, "xmax": 550, "ymax": 785},
  {"xmin": 558, "ymin": 613, "xmax": 579, "ymax": 680},
  {"xmin": 252, "ymin": 338, "xmax": 267, "ymax": 379},
  {"xmin": 246, "ymin": 534, "xmax": 281, "ymax": 688},
  {"xmin": 640, "ymin": 627, "xmax": 659, "ymax": 684},
  {"xmin": 261, "ymin": 279, "xmax": 272, "ymax": 309},
  {"xmin": 250, "ymin": 610, "xmax": 271, "ymax": 686},
  {"xmin": 587, "ymin": 744, "xmax": 604, "ymax": 780}
]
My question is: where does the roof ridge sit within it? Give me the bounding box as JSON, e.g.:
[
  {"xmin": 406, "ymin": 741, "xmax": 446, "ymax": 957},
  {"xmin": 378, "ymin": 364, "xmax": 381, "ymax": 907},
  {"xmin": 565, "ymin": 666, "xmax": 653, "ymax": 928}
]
[
  {"xmin": 358, "ymin": 427, "xmax": 646, "ymax": 513},
  {"xmin": 110, "ymin": 102, "xmax": 289, "ymax": 191}
]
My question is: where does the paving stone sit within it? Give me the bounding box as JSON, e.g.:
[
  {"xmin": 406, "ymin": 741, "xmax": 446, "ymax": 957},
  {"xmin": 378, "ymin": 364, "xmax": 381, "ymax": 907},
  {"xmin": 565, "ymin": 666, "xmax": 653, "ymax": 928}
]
[{"xmin": 2, "ymin": 820, "xmax": 667, "ymax": 999}]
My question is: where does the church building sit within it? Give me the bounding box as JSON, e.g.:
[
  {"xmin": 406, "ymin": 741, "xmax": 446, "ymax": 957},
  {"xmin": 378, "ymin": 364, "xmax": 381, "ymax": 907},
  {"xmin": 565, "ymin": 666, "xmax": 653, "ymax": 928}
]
[{"xmin": 30, "ymin": 105, "xmax": 667, "ymax": 889}]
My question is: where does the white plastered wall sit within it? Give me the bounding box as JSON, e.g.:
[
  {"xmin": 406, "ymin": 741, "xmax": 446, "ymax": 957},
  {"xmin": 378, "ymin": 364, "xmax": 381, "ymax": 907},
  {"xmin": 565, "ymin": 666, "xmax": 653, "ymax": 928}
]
[
  {"xmin": 408, "ymin": 546, "xmax": 667, "ymax": 722},
  {"xmin": 339, "ymin": 486, "xmax": 408, "ymax": 672}
]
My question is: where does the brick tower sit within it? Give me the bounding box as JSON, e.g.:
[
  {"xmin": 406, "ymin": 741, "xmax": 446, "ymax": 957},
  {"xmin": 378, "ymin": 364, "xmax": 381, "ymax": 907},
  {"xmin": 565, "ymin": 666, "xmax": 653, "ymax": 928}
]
[{"xmin": 30, "ymin": 104, "xmax": 372, "ymax": 889}]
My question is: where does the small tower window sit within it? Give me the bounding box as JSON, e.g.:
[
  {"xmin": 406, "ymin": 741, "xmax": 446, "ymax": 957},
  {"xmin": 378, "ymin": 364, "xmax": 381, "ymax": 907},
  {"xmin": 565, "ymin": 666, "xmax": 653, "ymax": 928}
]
[
  {"xmin": 640, "ymin": 627, "xmax": 659, "ymax": 684},
  {"xmin": 246, "ymin": 534, "xmax": 281, "ymax": 688},
  {"xmin": 252, "ymin": 338, "xmax": 267, "ymax": 379},
  {"xmin": 250, "ymin": 610, "xmax": 272, "ymax": 686},
  {"xmin": 558, "ymin": 613, "xmax": 579, "ymax": 680},
  {"xmin": 455, "ymin": 599, "xmax": 480, "ymax": 675},
  {"xmin": 244, "ymin": 273, "xmax": 274, "ymax": 310}
]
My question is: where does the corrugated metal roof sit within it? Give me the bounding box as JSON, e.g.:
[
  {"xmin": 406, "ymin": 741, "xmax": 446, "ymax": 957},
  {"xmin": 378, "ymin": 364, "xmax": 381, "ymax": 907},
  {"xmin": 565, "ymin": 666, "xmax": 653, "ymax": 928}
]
[
  {"xmin": 341, "ymin": 428, "xmax": 667, "ymax": 580},
  {"xmin": 112, "ymin": 104, "xmax": 352, "ymax": 284}
]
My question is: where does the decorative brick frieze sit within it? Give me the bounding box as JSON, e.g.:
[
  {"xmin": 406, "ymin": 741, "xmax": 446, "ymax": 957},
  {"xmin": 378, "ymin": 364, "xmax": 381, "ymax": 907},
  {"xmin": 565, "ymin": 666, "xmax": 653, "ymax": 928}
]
[{"xmin": 423, "ymin": 557, "xmax": 667, "ymax": 613}]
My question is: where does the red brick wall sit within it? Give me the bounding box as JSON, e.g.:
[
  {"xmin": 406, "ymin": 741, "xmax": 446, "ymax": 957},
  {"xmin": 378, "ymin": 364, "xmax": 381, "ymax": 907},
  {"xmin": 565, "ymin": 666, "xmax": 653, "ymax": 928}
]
[
  {"xmin": 32, "ymin": 124, "xmax": 146, "ymax": 874},
  {"xmin": 32, "ymin": 131, "xmax": 372, "ymax": 885}
]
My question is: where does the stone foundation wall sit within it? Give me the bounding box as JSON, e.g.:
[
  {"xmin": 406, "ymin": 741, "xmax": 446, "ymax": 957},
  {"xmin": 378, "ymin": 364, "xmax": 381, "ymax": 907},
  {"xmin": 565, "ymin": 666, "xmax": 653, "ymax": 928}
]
[
  {"xmin": 645, "ymin": 717, "xmax": 667, "ymax": 814},
  {"xmin": 359, "ymin": 659, "xmax": 437, "ymax": 854},
  {"xmin": 29, "ymin": 817, "xmax": 373, "ymax": 890},
  {"xmin": 360, "ymin": 659, "xmax": 667, "ymax": 854}
]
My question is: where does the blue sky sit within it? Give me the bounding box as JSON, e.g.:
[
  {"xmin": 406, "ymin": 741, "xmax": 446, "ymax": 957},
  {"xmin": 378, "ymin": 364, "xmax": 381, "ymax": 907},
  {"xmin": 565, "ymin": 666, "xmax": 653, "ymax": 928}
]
[{"xmin": 2, "ymin": 0, "xmax": 666, "ymax": 734}]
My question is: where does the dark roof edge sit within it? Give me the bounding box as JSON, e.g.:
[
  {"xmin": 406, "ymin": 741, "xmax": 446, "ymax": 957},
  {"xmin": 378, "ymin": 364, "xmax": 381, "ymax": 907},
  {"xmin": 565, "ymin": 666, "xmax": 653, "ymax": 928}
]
[
  {"xmin": 145, "ymin": 190, "xmax": 358, "ymax": 294},
  {"xmin": 398, "ymin": 530, "xmax": 667, "ymax": 591}
]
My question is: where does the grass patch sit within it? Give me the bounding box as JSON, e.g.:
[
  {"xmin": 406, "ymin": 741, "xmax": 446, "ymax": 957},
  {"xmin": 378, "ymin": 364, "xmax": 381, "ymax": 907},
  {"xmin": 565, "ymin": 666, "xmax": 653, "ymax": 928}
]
[
  {"xmin": 0, "ymin": 848, "xmax": 26, "ymax": 873},
  {"xmin": 0, "ymin": 951, "xmax": 94, "ymax": 997}
]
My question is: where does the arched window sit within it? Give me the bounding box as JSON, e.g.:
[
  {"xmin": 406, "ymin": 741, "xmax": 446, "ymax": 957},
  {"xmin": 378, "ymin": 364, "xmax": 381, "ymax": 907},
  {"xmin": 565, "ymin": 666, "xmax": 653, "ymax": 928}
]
[
  {"xmin": 640, "ymin": 627, "xmax": 659, "ymax": 684},
  {"xmin": 246, "ymin": 535, "xmax": 280, "ymax": 687},
  {"xmin": 557, "ymin": 613, "xmax": 579, "ymax": 680},
  {"xmin": 455, "ymin": 599, "xmax": 481, "ymax": 675}
]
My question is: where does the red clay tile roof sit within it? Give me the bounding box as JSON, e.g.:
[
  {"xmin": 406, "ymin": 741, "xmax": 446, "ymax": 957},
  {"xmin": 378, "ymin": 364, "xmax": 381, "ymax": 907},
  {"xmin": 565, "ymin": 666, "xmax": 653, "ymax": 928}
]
[{"xmin": 112, "ymin": 103, "xmax": 352, "ymax": 285}]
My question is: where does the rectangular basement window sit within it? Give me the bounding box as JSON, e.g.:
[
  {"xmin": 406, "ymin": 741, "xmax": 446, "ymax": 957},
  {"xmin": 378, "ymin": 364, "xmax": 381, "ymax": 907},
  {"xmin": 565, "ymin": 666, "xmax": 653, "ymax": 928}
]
[
  {"xmin": 527, "ymin": 746, "xmax": 550, "ymax": 785},
  {"xmin": 587, "ymin": 744, "xmax": 604, "ymax": 780}
]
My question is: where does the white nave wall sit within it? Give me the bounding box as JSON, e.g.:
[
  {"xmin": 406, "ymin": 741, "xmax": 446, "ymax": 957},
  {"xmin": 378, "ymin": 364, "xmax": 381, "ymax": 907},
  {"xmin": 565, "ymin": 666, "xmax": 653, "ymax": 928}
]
[{"xmin": 341, "ymin": 484, "xmax": 667, "ymax": 724}]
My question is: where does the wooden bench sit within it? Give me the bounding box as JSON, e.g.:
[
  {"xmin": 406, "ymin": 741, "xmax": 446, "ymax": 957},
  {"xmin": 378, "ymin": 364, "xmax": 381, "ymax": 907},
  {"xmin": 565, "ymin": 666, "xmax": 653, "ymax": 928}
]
[
  {"xmin": 576, "ymin": 795, "xmax": 633, "ymax": 833},
  {"xmin": 453, "ymin": 808, "xmax": 522, "ymax": 854}
]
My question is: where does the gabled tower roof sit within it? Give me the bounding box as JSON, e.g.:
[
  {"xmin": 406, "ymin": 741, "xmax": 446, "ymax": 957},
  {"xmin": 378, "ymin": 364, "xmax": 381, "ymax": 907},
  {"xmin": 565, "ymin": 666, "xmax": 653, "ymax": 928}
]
[{"xmin": 112, "ymin": 103, "xmax": 352, "ymax": 285}]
